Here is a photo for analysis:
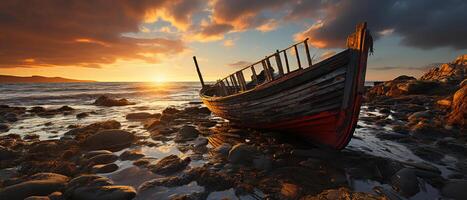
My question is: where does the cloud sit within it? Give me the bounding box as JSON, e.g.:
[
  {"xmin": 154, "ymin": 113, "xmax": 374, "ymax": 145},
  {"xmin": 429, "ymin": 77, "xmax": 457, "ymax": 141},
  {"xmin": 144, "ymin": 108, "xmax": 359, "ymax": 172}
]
[
  {"xmin": 223, "ymin": 39, "xmax": 235, "ymax": 47},
  {"xmin": 292, "ymin": 0, "xmax": 467, "ymax": 49},
  {"xmin": 188, "ymin": 22, "xmax": 234, "ymax": 42},
  {"xmin": 0, "ymin": 0, "xmax": 188, "ymax": 68},
  {"xmin": 256, "ymin": 19, "xmax": 279, "ymax": 32},
  {"xmin": 228, "ymin": 61, "xmax": 252, "ymax": 68}
]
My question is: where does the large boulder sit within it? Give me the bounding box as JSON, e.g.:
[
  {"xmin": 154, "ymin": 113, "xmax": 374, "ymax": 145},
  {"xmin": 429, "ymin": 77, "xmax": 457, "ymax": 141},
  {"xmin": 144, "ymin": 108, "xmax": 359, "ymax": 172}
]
[
  {"xmin": 228, "ymin": 143, "xmax": 257, "ymax": 164},
  {"xmin": 82, "ymin": 129, "xmax": 135, "ymax": 151},
  {"xmin": 0, "ymin": 173, "xmax": 69, "ymax": 200},
  {"xmin": 93, "ymin": 96, "xmax": 135, "ymax": 107},
  {"xmin": 420, "ymin": 54, "xmax": 466, "ymax": 83},
  {"xmin": 447, "ymin": 83, "xmax": 466, "ymax": 129},
  {"xmin": 65, "ymin": 120, "xmax": 121, "ymax": 141}
]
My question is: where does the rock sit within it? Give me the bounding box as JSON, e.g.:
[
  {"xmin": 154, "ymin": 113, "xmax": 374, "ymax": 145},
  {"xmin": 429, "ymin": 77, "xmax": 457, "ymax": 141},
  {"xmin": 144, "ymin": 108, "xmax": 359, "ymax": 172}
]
[
  {"xmin": 183, "ymin": 107, "xmax": 211, "ymax": 115},
  {"xmin": 392, "ymin": 125, "xmax": 410, "ymax": 134},
  {"xmin": 57, "ymin": 106, "xmax": 74, "ymax": 112},
  {"xmin": 437, "ymin": 99, "xmax": 452, "ymax": 108},
  {"xmin": 252, "ymin": 155, "xmax": 272, "ymax": 171},
  {"xmin": 193, "ymin": 137, "xmax": 208, "ymax": 148},
  {"xmin": 87, "ymin": 153, "xmax": 118, "ymax": 165},
  {"xmin": 0, "ymin": 123, "xmax": 9, "ymax": 132},
  {"xmin": 162, "ymin": 107, "xmax": 180, "ymax": 115},
  {"xmin": 83, "ymin": 150, "xmax": 113, "ymax": 159},
  {"xmin": 65, "ymin": 120, "xmax": 121, "ymax": 140},
  {"xmin": 301, "ymin": 187, "xmax": 385, "ymax": 200},
  {"xmin": 0, "ymin": 145, "xmax": 18, "ymax": 160},
  {"xmin": 3, "ymin": 112, "xmax": 18, "ymax": 122},
  {"xmin": 48, "ymin": 191, "xmax": 63, "ymax": 200},
  {"xmin": 93, "ymin": 95, "xmax": 135, "ymax": 107},
  {"xmin": 149, "ymin": 155, "xmax": 190, "ymax": 175},
  {"xmin": 71, "ymin": 185, "xmax": 136, "ymax": 200},
  {"xmin": 24, "ymin": 134, "xmax": 40, "ymax": 140},
  {"xmin": 398, "ymin": 80, "xmax": 442, "ymax": 95},
  {"xmin": 76, "ymin": 112, "xmax": 89, "ymax": 119},
  {"xmin": 125, "ymin": 112, "xmax": 159, "ymax": 120},
  {"xmin": 119, "ymin": 149, "xmax": 145, "ymax": 161},
  {"xmin": 391, "ymin": 168, "xmax": 420, "ymax": 197},
  {"xmin": 408, "ymin": 111, "xmax": 432, "ymax": 122},
  {"xmin": 442, "ymin": 180, "xmax": 467, "ymax": 200},
  {"xmin": 280, "ymin": 183, "xmax": 300, "ymax": 199},
  {"xmin": 143, "ymin": 119, "xmax": 161, "ymax": 130},
  {"xmin": 213, "ymin": 143, "xmax": 232, "ymax": 156},
  {"xmin": 394, "ymin": 75, "xmax": 417, "ymax": 81},
  {"xmin": 420, "ymin": 55, "xmax": 466, "ymax": 83},
  {"xmin": 174, "ymin": 125, "xmax": 199, "ymax": 142},
  {"xmin": 91, "ymin": 163, "xmax": 119, "ymax": 174},
  {"xmin": 447, "ymin": 83, "xmax": 466, "ymax": 129},
  {"xmin": 82, "ymin": 129, "xmax": 134, "ymax": 151},
  {"xmin": 0, "ymin": 173, "xmax": 69, "ymax": 200},
  {"xmin": 24, "ymin": 196, "xmax": 51, "ymax": 200},
  {"xmin": 228, "ymin": 143, "xmax": 257, "ymax": 164}
]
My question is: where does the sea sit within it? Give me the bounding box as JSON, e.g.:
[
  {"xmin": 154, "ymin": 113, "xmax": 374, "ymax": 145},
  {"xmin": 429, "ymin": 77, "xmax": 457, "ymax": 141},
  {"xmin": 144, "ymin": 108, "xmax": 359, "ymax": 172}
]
[{"xmin": 0, "ymin": 82, "xmax": 449, "ymax": 199}]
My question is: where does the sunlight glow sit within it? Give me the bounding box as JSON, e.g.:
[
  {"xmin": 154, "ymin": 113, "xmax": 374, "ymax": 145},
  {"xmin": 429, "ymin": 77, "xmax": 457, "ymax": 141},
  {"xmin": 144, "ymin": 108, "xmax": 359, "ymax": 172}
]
[{"xmin": 152, "ymin": 75, "xmax": 166, "ymax": 83}]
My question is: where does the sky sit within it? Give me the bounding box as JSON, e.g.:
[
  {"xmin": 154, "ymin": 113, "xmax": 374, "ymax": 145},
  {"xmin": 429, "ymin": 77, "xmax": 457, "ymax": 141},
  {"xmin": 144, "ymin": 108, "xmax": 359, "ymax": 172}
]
[{"xmin": 0, "ymin": 0, "xmax": 466, "ymax": 82}]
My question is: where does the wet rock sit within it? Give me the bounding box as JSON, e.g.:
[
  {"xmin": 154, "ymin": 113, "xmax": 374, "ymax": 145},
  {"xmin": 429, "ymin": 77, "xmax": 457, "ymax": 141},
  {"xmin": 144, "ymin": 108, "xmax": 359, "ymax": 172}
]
[
  {"xmin": 162, "ymin": 107, "xmax": 180, "ymax": 115},
  {"xmin": 447, "ymin": 83, "xmax": 466, "ymax": 129},
  {"xmin": 24, "ymin": 196, "xmax": 51, "ymax": 200},
  {"xmin": 0, "ymin": 123, "xmax": 9, "ymax": 132},
  {"xmin": 252, "ymin": 155, "xmax": 272, "ymax": 171},
  {"xmin": 83, "ymin": 150, "xmax": 113, "ymax": 159},
  {"xmin": 125, "ymin": 112, "xmax": 160, "ymax": 120},
  {"xmin": 87, "ymin": 153, "xmax": 118, "ymax": 165},
  {"xmin": 48, "ymin": 191, "xmax": 63, "ymax": 200},
  {"xmin": 183, "ymin": 107, "xmax": 211, "ymax": 115},
  {"xmin": 301, "ymin": 187, "xmax": 385, "ymax": 200},
  {"xmin": 91, "ymin": 163, "xmax": 119, "ymax": 174},
  {"xmin": 71, "ymin": 185, "xmax": 136, "ymax": 200},
  {"xmin": 0, "ymin": 173, "xmax": 69, "ymax": 200},
  {"xmin": 65, "ymin": 120, "xmax": 121, "ymax": 139},
  {"xmin": 280, "ymin": 183, "xmax": 300, "ymax": 199},
  {"xmin": 193, "ymin": 137, "xmax": 208, "ymax": 148},
  {"xmin": 213, "ymin": 143, "xmax": 232, "ymax": 156},
  {"xmin": 392, "ymin": 125, "xmax": 410, "ymax": 134},
  {"xmin": 56, "ymin": 106, "xmax": 74, "ymax": 112},
  {"xmin": 174, "ymin": 125, "xmax": 199, "ymax": 142},
  {"xmin": 82, "ymin": 129, "xmax": 134, "ymax": 151},
  {"xmin": 76, "ymin": 112, "xmax": 89, "ymax": 119},
  {"xmin": 3, "ymin": 112, "xmax": 18, "ymax": 122},
  {"xmin": 93, "ymin": 95, "xmax": 135, "ymax": 107},
  {"xmin": 119, "ymin": 149, "xmax": 145, "ymax": 161},
  {"xmin": 228, "ymin": 143, "xmax": 257, "ymax": 164},
  {"xmin": 0, "ymin": 145, "xmax": 18, "ymax": 160},
  {"xmin": 149, "ymin": 155, "xmax": 190, "ymax": 175},
  {"xmin": 391, "ymin": 168, "xmax": 419, "ymax": 197},
  {"xmin": 408, "ymin": 111, "xmax": 432, "ymax": 122},
  {"xmin": 24, "ymin": 134, "xmax": 40, "ymax": 140},
  {"xmin": 442, "ymin": 180, "xmax": 467, "ymax": 200}
]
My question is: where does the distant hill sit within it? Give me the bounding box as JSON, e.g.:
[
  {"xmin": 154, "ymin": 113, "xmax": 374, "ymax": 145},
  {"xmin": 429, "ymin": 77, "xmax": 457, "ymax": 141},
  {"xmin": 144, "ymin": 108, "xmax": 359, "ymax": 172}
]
[{"xmin": 0, "ymin": 75, "xmax": 96, "ymax": 83}]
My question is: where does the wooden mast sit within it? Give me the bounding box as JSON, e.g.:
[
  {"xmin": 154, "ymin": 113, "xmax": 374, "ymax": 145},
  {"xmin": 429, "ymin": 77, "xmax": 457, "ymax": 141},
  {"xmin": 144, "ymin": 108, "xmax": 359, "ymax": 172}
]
[{"xmin": 192, "ymin": 56, "xmax": 205, "ymax": 88}]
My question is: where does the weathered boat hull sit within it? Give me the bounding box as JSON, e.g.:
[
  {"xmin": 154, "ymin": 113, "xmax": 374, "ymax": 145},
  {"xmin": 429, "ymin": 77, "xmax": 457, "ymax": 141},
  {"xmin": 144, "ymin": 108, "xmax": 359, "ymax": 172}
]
[{"xmin": 200, "ymin": 23, "xmax": 371, "ymax": 149}]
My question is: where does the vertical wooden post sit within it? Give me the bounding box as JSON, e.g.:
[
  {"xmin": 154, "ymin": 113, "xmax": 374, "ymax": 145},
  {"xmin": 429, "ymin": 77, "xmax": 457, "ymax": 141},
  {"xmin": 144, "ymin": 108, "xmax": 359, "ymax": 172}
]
[
  {"xmin": 192, "ymin": 56, "xmax": 205, "ymax": 88},
  {"xmin": 261, "ymin": 60, "xmax": 270, "ymax": 82},
  {"xmin": 294, "ymin": 45, "xmax": 302, "ymax": 69},
  {"xmin": 219, "ymin": 80, "xmax": 228, "ymax": 96},
  {"xmin": 304, "ymin": 39, "xmax": 312, "ymax": 67},
  {"xmin": 275, "ymin": 50, "xmax": 284, "ymax": 76},
  {"xmin": 230, "ymin": 74, "xmax": 239, "ymax": 92},
  {"xmin": 224, "ymin": 78, "xmax": 232, "ymax": 94},
  {"xmin": 236, "ymin": 71, "xmax": 247, "ymax": 91},
  {"xmin": 283, "ymin": 51, "xmax": 290, "ymax": 73},
  {"xmin": 251, "ymin": 66, "xmax": 258, "ymax": 85}
]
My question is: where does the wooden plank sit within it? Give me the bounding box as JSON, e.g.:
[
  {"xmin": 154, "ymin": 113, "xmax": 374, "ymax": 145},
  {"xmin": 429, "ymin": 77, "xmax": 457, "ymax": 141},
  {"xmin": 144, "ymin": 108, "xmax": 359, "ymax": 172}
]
[
  {"xmin": 275, "ymin": 50, "xmax": 284, "ymax": 76},
  {"xmin": 230, "ymin": 75, "xmax": 239, "ymax": 92},
  {"xmin": 266, "ymin": 57, "xmax": 274, "ymax": 80},
  {"xmin": 219, "ymin": 80, "xmax": 228, "ymax": 96},
  {"xmin": 236, "ymin": 71, "xmax": 247, "ymax": 91},
  {"xmin": 283, "ymin": 50, "xmax": 290, "ymax": 73},
  {"xmin": 294, "ymin": 44, "xmax": 302, "ymax": 69},
  {"xmin": 304, "ymin": 39, "xmax": 312, "ymax": 67},
  {"xmin": 261, "ymin": 59, "xmax": 273, "ymax": 82},
  {"xmin": 251, "ymin": 66, "xmax": 258, "ymax": 85},
  {"xmin": 224, "ymin": 78, "xmax": 232, "ymax": 95}
]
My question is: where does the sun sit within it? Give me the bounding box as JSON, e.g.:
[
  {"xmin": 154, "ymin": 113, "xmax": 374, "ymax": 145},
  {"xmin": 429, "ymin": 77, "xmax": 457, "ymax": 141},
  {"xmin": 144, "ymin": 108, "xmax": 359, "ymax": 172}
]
[{"xmin": 152, "ymin": 75, "xmax": 166, "ymax": 83}]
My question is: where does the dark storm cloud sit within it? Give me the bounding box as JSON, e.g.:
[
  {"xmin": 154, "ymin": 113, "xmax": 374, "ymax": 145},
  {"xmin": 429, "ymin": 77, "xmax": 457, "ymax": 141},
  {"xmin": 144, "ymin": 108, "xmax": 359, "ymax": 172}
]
[
  {"xmin": 0, "ymin": 0, "xmax": 186, "ymax": 68},
  {"xmin": 294, "ymin": 0, "xmax": 467, "ymax": 49}
]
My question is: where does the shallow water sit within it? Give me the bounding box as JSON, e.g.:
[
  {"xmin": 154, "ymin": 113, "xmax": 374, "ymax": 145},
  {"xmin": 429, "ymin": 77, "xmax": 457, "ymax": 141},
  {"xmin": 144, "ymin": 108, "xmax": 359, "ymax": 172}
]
[{"xmin": 0, "ymin": 82, "xmax": 457, "ymax": 199}]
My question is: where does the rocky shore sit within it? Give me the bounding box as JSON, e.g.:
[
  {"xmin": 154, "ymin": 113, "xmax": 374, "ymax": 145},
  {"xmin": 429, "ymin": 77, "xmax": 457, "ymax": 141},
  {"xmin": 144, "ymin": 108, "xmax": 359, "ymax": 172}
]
[{"xmin": 0, "ymin": 55, "xmax": 466, "ymax": 200}]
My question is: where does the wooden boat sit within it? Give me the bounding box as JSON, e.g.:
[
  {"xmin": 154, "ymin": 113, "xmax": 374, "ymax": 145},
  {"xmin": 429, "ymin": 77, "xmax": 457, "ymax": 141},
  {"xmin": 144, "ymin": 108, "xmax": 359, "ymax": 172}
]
[{"xmin": 193, "ymin": 22, "xmax": 373, "ymax": 149}]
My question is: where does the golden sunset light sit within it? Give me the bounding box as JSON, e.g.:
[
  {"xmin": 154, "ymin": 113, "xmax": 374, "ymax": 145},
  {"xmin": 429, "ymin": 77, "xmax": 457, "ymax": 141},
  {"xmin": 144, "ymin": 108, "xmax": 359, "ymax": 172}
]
[{"xmin": 0, "ymin": 1, "xmax": 466, "ymax": 200}]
